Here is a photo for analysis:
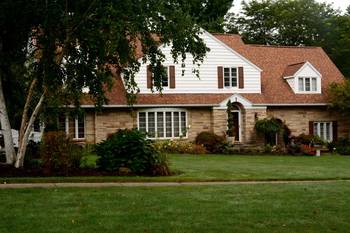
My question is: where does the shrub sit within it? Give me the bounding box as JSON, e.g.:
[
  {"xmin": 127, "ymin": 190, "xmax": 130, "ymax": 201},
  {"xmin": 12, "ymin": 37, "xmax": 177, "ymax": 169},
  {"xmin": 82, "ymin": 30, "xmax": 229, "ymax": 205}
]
[
  {"xmin": 153, "ymin": 140, "xmax": 207, "ymax": 154},
  {"xmin": 24, "ymin": 141, "xmax": 42, "ymax": 168},
  {"xmin": 40, "ymin": 131, "xmax": 83, "ymax": 175},
  {"xmin": 195, "ymin": 131, "xmax": 226, "ymax": 153},
  {"xmin": 332, "ymin": 138, "xmax": 350, "ymax": 155},
  {"xmin": 294, "ymin": 134, "xmax": 325, "ymax": 146},
  {"xmin": 96, "ymin": 129, "xmax": 170, "ymax": 176}
]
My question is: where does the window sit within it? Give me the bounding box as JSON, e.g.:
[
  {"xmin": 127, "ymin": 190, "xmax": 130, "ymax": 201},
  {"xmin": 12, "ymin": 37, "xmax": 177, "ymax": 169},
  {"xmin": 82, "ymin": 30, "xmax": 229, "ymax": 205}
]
[
  {"xmin": 153, "ymin": 67, "xmax": 169, "ymax": 87},
  {"xmin": 138, "ymin": 110, "xmax": 187, "ymax": 139},
  {"xmin": 313, "ymin": 122, "xmax": 333, "ymax": 142},
  {"xmin": 58, "ymin": 113, "xmax": 85, "ymax": 139},
  {"xmin": 298, "ymin": 77, "xmax": 318, "ymax": 92},
  {"xmin": 75, "ymin": 115, "xmax": 85, "ymax": 139},
  {"xmin": 224, "ymin": 67, "xmax": 238, "ymax": 88}
]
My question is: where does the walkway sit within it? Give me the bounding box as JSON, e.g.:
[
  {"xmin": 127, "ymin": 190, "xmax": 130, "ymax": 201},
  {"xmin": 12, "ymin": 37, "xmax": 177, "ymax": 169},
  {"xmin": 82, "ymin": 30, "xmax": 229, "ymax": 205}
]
[{"xmin": 0, "ymin": 179, "xmax": 349, "ymax": 189}]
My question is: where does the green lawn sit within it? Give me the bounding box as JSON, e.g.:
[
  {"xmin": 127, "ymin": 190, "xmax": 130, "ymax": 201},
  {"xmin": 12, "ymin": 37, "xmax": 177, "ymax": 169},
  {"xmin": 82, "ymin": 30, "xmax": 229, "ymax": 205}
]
[
  {"xmin": 2, "ymin": 154, "xmax": 350, "ymax": 183},
  {"xmin": 1, "ymin": 182, "xmax": 350, "ymax": 233}
]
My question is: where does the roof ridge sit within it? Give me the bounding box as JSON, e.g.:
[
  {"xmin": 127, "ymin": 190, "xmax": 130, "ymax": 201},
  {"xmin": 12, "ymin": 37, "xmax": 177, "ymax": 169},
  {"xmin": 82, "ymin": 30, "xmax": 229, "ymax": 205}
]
[{"xmin": 249, "ymin": 44, "xmax": 320, "ymax": 49}]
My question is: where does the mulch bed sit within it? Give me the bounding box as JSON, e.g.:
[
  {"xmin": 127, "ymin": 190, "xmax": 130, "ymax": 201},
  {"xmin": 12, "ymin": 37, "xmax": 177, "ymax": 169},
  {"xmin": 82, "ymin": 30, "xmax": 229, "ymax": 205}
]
[{"xmin": 0, "ymin": 163, "xmax": 117, "ymax": 177}]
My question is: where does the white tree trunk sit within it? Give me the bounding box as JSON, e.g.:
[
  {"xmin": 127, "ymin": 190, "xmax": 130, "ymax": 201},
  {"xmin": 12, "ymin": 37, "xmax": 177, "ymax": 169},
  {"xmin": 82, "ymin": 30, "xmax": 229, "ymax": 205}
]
[
  {"xmin": 15, "ymin": 93, "xmax": 45, "ymax": 168},
  {"xmin": 0, "ymin": 75, "xmax": 16, "ymax": 164}
]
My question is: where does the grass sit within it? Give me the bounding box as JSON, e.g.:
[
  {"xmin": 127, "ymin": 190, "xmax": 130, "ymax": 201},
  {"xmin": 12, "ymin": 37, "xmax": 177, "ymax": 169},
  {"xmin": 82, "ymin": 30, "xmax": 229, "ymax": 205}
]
[
  {"xmin": 1, "ymin": 182, "xmax": 350, "ymax": 232},
  {"xmin": 2, "ymin": 154, "xmax": 350, "ymax": 183}
]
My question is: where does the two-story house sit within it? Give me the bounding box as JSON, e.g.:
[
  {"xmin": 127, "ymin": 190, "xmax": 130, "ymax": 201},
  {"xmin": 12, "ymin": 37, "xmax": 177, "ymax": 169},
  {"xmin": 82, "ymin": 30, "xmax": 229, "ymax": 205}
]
[{"xmin": 60, "ymin": 30, "xmax": 350, "ymax": 145}]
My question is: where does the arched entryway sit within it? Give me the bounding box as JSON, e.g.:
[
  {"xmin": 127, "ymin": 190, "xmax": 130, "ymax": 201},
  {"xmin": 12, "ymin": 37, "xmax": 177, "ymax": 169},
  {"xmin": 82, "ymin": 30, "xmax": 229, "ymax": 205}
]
[{"xmin": 226, "ymin": 102, "xmax": 244, "ymax": 142}]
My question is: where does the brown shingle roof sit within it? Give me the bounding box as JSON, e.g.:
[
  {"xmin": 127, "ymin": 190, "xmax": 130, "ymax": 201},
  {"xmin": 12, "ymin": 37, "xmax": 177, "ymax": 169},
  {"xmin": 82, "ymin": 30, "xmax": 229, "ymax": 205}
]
[
  {"xmin": 84, "ymin": 33, "xmax": 345, "ymax": 107},
  {"xmin": 215, "ymin": 34, "xmax": 345, "ymax": 104},
  {"xmin": 282, "ymin": 62, "xmax": 306, "ymax": 77}
]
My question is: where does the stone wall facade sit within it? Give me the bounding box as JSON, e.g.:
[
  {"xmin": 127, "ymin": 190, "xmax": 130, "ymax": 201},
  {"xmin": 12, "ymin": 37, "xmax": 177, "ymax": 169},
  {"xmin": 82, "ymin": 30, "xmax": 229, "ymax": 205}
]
[
  {"xmin": 267, "ymin": 106, "xmax": 350, "ymax": 139},
  {"xmin": 82, "ymin": 105, "xmax": 350, "ymax": 145}
]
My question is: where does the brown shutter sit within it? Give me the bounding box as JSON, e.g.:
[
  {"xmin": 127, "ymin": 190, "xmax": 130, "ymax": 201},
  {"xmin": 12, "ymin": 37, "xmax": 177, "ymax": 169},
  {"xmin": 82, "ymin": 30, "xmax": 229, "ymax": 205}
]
[
  {"xmin": 333, "ymin": 121, "xmax": 338, "ymax": 141},
  {"xmin": 169, "ymin": 66, "xmax": 175, "ymax": 89},
  {"xmin": 147, "ymin": 65, "xmax": 152, "ymax": 89},
  {"xmin": 309, "ymin": 121, "xmax": 314, "ymax": 135},
  {"xmin": 217, "ymin": 66, "xmax": 223, "ymax": 89},
  {"xmin": 238, "ymin": 67, "xmax": 244, "ymax": 89}
]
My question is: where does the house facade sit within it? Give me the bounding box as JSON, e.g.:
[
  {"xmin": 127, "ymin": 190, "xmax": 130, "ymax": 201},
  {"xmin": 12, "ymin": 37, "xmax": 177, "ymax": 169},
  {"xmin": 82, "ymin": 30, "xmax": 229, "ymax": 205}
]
[{"xmin": 61, "ymin": 31, "xmax": 350, "ymax": 145}]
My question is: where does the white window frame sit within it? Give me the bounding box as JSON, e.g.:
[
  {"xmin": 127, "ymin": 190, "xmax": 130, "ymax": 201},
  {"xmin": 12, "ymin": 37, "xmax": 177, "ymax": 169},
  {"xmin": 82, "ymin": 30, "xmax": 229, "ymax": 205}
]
[
  {"xmin": 297, "ymin": 76, "xmax": 319, "ymax": 93},
  {"xmin": 313, "ymin": 121, "xmax": 333, "ymax": 142},
  {"xmin": 137, "ymin": 108, "xmax": 188, "ymax": 139},
  {"xmin": 74, "ymin": 115, "xmax": 86, "ymax": 140},
  {"xmin": 223, "ymin": 67, "xmax": 239, "ymax": 88}
]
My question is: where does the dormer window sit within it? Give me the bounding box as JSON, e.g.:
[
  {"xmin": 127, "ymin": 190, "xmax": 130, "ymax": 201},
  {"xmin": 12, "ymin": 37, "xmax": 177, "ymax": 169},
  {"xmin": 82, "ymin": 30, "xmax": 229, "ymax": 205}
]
[
  {"xmin": 224, "ymin": 67, "xmax": 238, "ymax": 88},
  {"xmin": 298, "ymin": 77, "xmax": 317, "ymax": 92}
]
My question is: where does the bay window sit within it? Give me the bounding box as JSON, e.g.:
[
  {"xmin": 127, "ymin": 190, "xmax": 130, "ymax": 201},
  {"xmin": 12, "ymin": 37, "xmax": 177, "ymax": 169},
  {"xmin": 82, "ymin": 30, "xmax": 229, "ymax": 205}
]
[{"xmin": 138, "ymin": 109, "xmax": 187, "ymax": 139}]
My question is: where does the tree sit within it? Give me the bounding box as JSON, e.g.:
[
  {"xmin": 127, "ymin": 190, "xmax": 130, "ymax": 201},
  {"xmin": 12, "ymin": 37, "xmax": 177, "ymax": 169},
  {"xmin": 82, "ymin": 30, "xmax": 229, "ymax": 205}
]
[
  {"xmin": 235, "ymin": 0, "xmax": 335, "ymax": 45},
  {"xmin": 180, "ymin": 0, "xmax": 234, "ymax": 32},
  {"xmin": 0, "ymin": 0, "xmax": 211, "ymax": 167},
  {"xmin": 328, "ymin": 80, "xmax": 350, "ymax": 117}
]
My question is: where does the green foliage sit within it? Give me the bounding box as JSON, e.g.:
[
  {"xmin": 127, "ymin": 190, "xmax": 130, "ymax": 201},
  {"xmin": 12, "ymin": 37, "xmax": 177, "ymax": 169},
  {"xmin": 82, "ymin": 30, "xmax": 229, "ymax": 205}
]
[
  {"xmin": 230, "ymin": 0, "xmax": 350, "ymax": 77},
  {"xmin": 255, "ymin": 118, "xmax": 282, "ymax": 135},
  {"xmin": 329, "ymin": 80, "xmax": 350, "ymax": 117},
  {"xmin": 153, "ymin": 140, "xmax": 207, "ymax": 154},
  {"xmin": 226, "ymin": 100, "xmax": 235, "ymax": 136},
  {"xmin": 96, "ymin": 129, "xmax": 170, "ymax": 176},
  {"xmin": 195, "ymin": 131, "xmax": 226, "ymax": 153},
  {"xmin": 336, "ymin": 147, "xmax": 350, "ymax": 155},
  {"xmin": 79, "ymin": 145, "xmax": 99, "ymax": 169},
  {"xmin": 40, "ymin": 131, "xmax": 83, "ymax": 175},
  {"xmin": 294, "ymin": 134, "xmax": 325, "ymax": 146}
]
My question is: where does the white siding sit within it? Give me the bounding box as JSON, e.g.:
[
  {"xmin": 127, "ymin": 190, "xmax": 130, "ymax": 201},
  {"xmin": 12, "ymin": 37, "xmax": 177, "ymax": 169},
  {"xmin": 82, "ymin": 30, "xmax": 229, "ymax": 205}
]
[
  {"xmin": 134, "ymin": 32, "xmax": 262, "ymax": 94},
  {"xmin": 286, "ymin": 78, "xmax": 295, "ymax": 92},
  {"xmin": 296, "ymin": 65, "xmax": 319, "ymax": 77}
]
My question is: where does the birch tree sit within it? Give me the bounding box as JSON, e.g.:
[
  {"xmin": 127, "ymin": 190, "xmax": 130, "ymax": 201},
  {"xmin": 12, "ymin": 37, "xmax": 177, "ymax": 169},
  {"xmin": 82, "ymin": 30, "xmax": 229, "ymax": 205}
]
[{"xmin": 1, "ymin": 0, "xmax": 213, "ymax": 167}]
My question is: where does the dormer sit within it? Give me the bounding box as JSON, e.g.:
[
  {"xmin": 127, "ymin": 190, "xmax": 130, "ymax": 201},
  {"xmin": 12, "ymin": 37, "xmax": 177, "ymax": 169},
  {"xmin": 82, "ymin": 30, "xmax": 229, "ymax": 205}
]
[{"xmin": 283, "ymin": 61, "xmax": 322, "ymax": 94}]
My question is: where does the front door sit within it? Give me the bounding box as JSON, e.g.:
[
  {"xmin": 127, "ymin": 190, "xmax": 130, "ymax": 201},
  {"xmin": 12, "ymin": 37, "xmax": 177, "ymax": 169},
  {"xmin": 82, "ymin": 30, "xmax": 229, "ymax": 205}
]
[{"xmin": 229, "ymin": 112, "xmax": 240, "ymax": 141}]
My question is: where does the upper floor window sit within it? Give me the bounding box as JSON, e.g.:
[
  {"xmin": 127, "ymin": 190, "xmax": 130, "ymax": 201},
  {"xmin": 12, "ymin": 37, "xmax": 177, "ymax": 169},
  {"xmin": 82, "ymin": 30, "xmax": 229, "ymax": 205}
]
[
  {"xmin": 138, "ymin": 109, "xmax": 187, "ymax": 139},
  {"xmin": 153, "ymin": 67, "xmax": 169, "ymax": 87},
  {"xmin": 298, "ymin": 77, "xmax": 317, "ymax": 92},
  {"xmin": 224, "ymin": 67, "xmax": 238, "ymax": 88}
]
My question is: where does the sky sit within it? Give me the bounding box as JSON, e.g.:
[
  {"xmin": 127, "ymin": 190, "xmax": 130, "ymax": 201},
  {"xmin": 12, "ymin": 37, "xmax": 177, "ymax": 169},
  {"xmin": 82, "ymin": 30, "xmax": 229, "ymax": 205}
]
[{"xmin": 231, "ymin": 0, "xmax": 349, "ymax": 14}]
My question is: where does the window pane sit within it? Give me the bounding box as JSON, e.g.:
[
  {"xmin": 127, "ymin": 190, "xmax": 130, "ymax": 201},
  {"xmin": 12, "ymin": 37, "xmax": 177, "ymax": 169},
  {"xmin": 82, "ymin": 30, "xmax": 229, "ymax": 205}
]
[
  {"xmin": 157, "ymin": 112, "xmax": 164, "ymax": 138},
  {"xmin": 298, "ymin": 78, "xmax": 304, "ymax": 91},
  {"xmin": 224, "ymin": 68, "xmax": 230, "ymax": 87},
  {"xmin": 320, "ymin": 122, "xmax": 324, "ymax": 140},
  {"xmin": 231, "ymin": 68, "xmax": 237, "ymax": 87},
  {"xmin": 312, "ymin": 78, "xmax": 317, "ymax": 91},
  {"xmin": 325, "ymin": 122, "xmax": 330, "ymax": 141},
  {"xmin": 161, "ymin": 67, "xmax": 168, "ymax": 87},
  {"xmin": 139, "ymin": 112, "xmax": 146, "ymax": 133},
  {"xmin": 173, "ymin": 112, "xmax": 179, "ymax": 137},
  {"xmin": 305, "ymin": 78, "xmax": 310, "ymax": 91},
  {"xmin": 313, "ymin": 122, "xmax": 318, "ymax": 136},
  {"xmin": 77, "ymin": 115, "xmax": 85, "ymax": 138},
  {"xmin": 148, "ymin": 112, "xmax": 155, "ymax": 138},
  {"xmin": 166, "ymin": 112, "xmax": 172, "ymax": 137},
  {"xmin": 181, "ymin": 112, "xmax": 186, "ymax": 136}
]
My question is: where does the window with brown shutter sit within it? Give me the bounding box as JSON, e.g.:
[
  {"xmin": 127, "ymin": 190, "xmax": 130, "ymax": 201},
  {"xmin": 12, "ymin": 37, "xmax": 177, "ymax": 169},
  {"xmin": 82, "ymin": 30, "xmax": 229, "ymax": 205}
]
[
  {"xmin": 169, "ymin": 66, "xmax": 175, "ymax": 89},
  {"xmin": 238, "ymin": 67, "xmax": 244, "ymax": 89},
  {"xmin": 217, "ymin": 66, "xmax": 223, "ymax": 89}
]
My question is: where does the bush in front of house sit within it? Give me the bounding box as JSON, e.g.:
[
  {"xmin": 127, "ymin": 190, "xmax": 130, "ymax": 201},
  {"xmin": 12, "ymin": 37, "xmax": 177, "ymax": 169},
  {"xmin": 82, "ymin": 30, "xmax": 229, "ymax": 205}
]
[
  {"xmin": 195, "ymin": 131, "xmax": 226, "ymax": 153},
  {"xmin": 96, "ymin": 129, "xmax": 170, "ymax": 176},
  {"xmin": 329, "ymin": 138, "xmax": 350, "ymax": 155},
  {"xmin": 153, "ymin": 140, "xmax": 207, "ymax": 154},
  {"xmin": 40, "ymin": 131, "xmax": 83, "ymax": 175}
]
